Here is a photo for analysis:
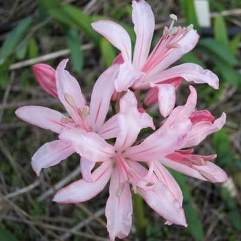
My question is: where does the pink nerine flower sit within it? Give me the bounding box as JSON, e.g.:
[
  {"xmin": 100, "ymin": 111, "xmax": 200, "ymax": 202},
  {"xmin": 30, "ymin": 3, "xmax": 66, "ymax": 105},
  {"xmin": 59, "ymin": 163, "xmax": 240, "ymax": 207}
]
[
  {"xmin": 32, "ymin": 63, "xmax": 57, "ymax": 97},
  {"xmin": 16, "ymin": 59, "xmax": 120, "ymax": 175},
  {"xmin": 92, "ymin": 0, "xmax": 219, "ymax": 117},
  {"xmin": 53, "ymin": 87, "xmax": 227, "ymax": 241}
]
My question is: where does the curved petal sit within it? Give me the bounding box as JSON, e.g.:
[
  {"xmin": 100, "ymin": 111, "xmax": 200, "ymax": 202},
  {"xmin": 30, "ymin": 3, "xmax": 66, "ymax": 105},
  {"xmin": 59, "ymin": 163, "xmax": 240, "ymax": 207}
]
[
  {"xmin": 89, "ymin": 64, "xmax": 118, "ymax": 131},
  {"xmin": 106, "ymin": 168, "xmax": 133, "ymax": 241},
  {"xmin": 139, "ymin": 186, "xmax": 186, "ymax": 226},
  {"xmin": 80, "ymin": 157, "xmax": 95, "ymax": 182},
  {"xmin": 92, "ymin": 20, "xmax": 132, "ymax": 62},
  {"xmin": 59, "ymin": 128, "xmax": 114, "ymax": 162},
  {"xmin": 162, "ymin": 86, "xmax": 197, "ymax": 128},
  {"xmin": 144, "ymin": 87, "xmax": 159, "ymax": 106},
  {"xmin": 143, "ymin": 27, "xmax": 199, "ymax": 77},
  {"xmin": 190, "ymin": 110, "xmax": 215, "ymax": 124},
  {"xmin": 135, "ymin": 163, "xmax": 186, "ymax": 226},
  {"xmin": 53, "ymin": 162, "xmax": 112, "ymax": 203},
  {"xmin": 15, "ymin": 106, "xmax": 65, "ymax": 133},
  {"xmin": 99, "ymin": 115, "xmax": 119, "ymax": 139},
  {"xmin": 193, "ymin": 161, "xmax": 228, "ymax": 183},
  {"xmin": 112, "ymin": 53, "xmax": 124, "ymax": 65},
  {"xmin": 132, "ymin": 0, "xmax": 155, "ymax": 69},
  {"xmin": 125, "ymin": 121, "xmax": 190, "ymax": 162},
  {"xmin": 55, "ymin": 59, "xmax": 86, "ymax": 123},
  {"xmin": 184, "ymin": 113, "xmax": 226, "ymax": 148},
  {"xmin": 157, "ymin": 84, "xmax": 176, "ymax": 117},
  {"xmin": 114, "ymin": 62, "xmax": 142, "ymax": 92},
  {"xmin": 32, "ymin": 140, "xmax": 74, "ymax": 175},
  {"xmin": 115, "ymin": 91, "xmax": 154, "ymax": 150},
  {"xmin": 161, "ymin": 157, "xmax": 206, "ymax": 180},
  {"xmin": 150, "ymin": 63, "xmax": 219, "ymax": 89},
  {"xmin": 153, "ymin": 161, "xmax": 183, "ymax": 205}
]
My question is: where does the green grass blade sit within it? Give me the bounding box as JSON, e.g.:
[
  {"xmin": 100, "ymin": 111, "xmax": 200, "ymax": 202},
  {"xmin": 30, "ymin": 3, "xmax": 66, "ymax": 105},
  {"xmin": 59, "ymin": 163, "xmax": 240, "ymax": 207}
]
[
  {"xmin": 0, "ymin": 17, "xmax": 32, "ymax": 65},
  {"xmin": 214, "ymin": 16, "xmax": 229, "ymax": 46},
  {"xmin": 173, "ymin": 172, "xmax": 205, "ymax": 241},
  {"xmin": 199, "ymin": 39, "xmax": 238, "ymax": 66},
  {"xmin": 66, "ymin": 28, "xmax": 83, "ymax": 74}
]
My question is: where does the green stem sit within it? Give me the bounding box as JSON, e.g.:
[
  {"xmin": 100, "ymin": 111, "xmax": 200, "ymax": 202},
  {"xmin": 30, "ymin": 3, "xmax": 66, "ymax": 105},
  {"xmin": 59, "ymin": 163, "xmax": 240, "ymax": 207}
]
[{"xmin": 133, "ymin": 193, "xmax": 147, "ymax": 240}]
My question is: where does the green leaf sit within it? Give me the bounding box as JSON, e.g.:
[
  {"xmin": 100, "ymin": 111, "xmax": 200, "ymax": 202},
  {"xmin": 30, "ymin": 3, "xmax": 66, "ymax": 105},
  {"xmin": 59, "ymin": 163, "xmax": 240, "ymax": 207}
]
[
  {"xmin": 172, "ymin": 172, "xmax": 204, "ymax": 241},
  {"xmin": 66, "ymin": 28, "xmax": 83, "ymax": 74},
  {"xmin": 212, "ymin": 129, "xmax": 240, "ymax": 169},
  {"xmin": 181, "ymin": 52, "xmax": 204, "ymax": 66},
  {"xmin": 214, "ymin": 16, "xmax": 228, "ymax": 46},
  {"xmin": 63, "ymin": 5, "xmax": 99, "ymax": 44},
  {"xmin": 0, "ymin": 17, "xmax": 32, "ymax": 65},
  {"xmin": 41, "ymin": 0, "xmax": 99, "ymax": 44},
  {"xmin": 229, "ymin": 34, "xmax": 241, "ymax": 55},
  {"xmin": 179, "ymin": 0, "xmax": 198, "ymax": 26},
  {"xmin": 214, "ymin": 59, "xmax": 241, "ymax": 88},
  {"xmin": 0, "ymin": 227, "xmax": 18, "ymax": 241},
  {"xmin": 0, "ymin": 61, "xmax": 10, "ymax": 88},
  {"xmin": 28, "ymin": 38, "xmax": 39, "ymax": 58},
  {"xmin": 221, "ymin": 188, "xmax": 241, "ymax": 230},
  {"xmin": 100, "ymin": 38, "xmax": 116, "ymax": 67},
  {"xmin": 199, "ymin": 39, "xmax": 238, "ymax": 66},
  {"xmin": 16, "ymin": 40, "xmax": 28, "ymax": 60}
]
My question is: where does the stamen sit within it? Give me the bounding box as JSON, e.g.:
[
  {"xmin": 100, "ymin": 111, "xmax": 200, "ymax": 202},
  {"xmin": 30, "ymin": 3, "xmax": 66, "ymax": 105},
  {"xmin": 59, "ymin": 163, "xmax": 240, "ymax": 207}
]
[
  {"xmin": 187, "ymin": 24, "xmax": 194, "ymax": 30},
  {"xmin": 168, "ymin": 14, "xmax": 178, "ymax": 35},
  {"xmin": 80, "ymin": 105, "xmax": 90, "ymax": 118},
  {"xmin": 61, "ymin": 116, "xmax": 72, "ymax": 124},
  {"xmin": 64, "ymin": 93, "xmax": 77, "ymax": 110}
]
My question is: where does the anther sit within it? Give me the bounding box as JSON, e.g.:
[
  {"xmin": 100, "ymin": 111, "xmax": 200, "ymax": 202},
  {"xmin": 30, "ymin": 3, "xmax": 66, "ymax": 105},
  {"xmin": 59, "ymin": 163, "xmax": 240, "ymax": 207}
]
[{"xmin": 168, "ymin": 14, "xmax": 178, "ymax": 35}]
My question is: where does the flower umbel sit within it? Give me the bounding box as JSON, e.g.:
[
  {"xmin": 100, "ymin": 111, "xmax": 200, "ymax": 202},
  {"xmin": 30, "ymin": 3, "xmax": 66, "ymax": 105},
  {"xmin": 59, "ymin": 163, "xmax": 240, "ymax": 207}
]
[
  {"xmin": 92, "ymin": 0, "xmax": 219, "ymax": 117},
  {"xmin": 15, "ymin": 1, "xmax": 228, "ymax": 240}
]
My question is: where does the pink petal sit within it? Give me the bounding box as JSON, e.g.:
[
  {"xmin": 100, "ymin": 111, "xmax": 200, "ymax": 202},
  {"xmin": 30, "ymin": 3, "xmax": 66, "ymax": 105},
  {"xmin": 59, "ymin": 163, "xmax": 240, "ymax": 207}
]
[
  {"xmin": 32, "ymin": 64, "xmax": 57, "ymax": 97},
  {"xmin": 190, "ymin": 110, "xmax": 215, "ymax": 124},
  {"xmin": 161, "ymin": 157, "xmax": 206, "ymax": 180},
  {"xmin": 184, "ymin": 113, "xmax": 226, "ymax": 148},
  {"xmin": 92, "ymin": 20, "xmax": 132, "ymax": 62},
  {"xmin": 53, "ymin": 162, "xmax": 112, "ymax": 203},
  {"xmin": 59, "ymin": 128, "xmax": 114, "ymax": 162},
  {"xmin": 15, "ymin": 106, "xmax": 65, "ymax": 133},
  {"xmin": 114, "ymin": 62, "xmax": 142, "ymax": 92},
  {"xmin": 115, "ymin": 91, "xmax": 154, "ymax": 150},
  {"xmin": 144, "ymin": 27, "xmax": 199, "ymax": 77},
  {"xmin": 150, "ymin": 63, "xmax": 219, "ymax": 89},
  {"xmin": 157, "ymin": 84, "xmax": 176, "ymax": 117},
  {"xmin": 139, "ymin": 189, "xmax": 186, "ymax": 226},
  {"xmin": 144, "ymin": 87, "xmax": 159, "ymax": 106},
  {"xmin": 132, "ymin": 0, "xmax": 155, "ymax": 69},
  {"xmin": 193, "ymin": 161, "xmax": 228, "ymax": 183},
  {"xmin": 125, "ymin": 120, "xmax": 191, "ymax": 162},
  {"xmin": 55, "ymin": 59, "xmax": 86, "ymax": 123},
  {"xmin": 153, "ymin": 161, "xmax": 183, "ymax": 205},
  {"xmin": 98, "ymin": 115, "xmax": 119, "ymax": 139},
  {"xmin": 32, "ymin": 140, "xmax": 74, "ymax": 175},
  {"xmin": 137, "ymin": 176, "xmax": 186, "ymax": 226},
  {"xmin": 89, "ymin": 64, "xmax": 118, "ymax": 131},
  {"xmin": 112, "ymin": 53, "xmax": 124, "ymax": 65},
  {"xmin": 80, "ymin": 157, "xmax": 95, "ymax": 182},
  {"xmin": 163, "ymin": 86, "xmax": 197, "ymax": 127},
  {"xmin": 106, "ymin": 167, "xmax": 133, "ymax": 241}
]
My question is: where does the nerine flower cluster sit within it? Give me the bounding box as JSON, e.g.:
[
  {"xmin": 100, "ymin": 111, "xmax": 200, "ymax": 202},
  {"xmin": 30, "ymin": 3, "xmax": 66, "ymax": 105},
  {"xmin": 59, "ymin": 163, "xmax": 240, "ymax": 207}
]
[{"xmin": 16, "ymin": 1, "xmax": 227, "ymax": 240}]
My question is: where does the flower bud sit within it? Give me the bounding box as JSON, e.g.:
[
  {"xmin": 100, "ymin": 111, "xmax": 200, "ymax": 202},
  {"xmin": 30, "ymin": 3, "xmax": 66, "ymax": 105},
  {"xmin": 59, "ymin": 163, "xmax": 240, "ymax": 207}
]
[{"xmin": 32, "ymin": 64, "xmax": 57, "ymax": 97}]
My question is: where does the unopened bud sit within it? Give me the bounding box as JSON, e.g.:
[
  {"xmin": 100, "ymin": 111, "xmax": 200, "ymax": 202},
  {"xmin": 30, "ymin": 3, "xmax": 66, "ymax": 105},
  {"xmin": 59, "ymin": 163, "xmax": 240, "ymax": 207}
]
[{"xmin": 32, "ymin": 64, "xmax": 57, "ymax": 97}]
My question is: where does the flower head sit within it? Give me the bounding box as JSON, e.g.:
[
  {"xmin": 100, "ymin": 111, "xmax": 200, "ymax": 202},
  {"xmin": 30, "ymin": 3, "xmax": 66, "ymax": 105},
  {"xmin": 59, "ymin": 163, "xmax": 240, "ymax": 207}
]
[
  {"xmin": 16, "ymin": 59, "xmax": 120, "ymax": 175},
  {"xmin": 92, "ymin": 0, "xmax": 219, "ymax": 116}
]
